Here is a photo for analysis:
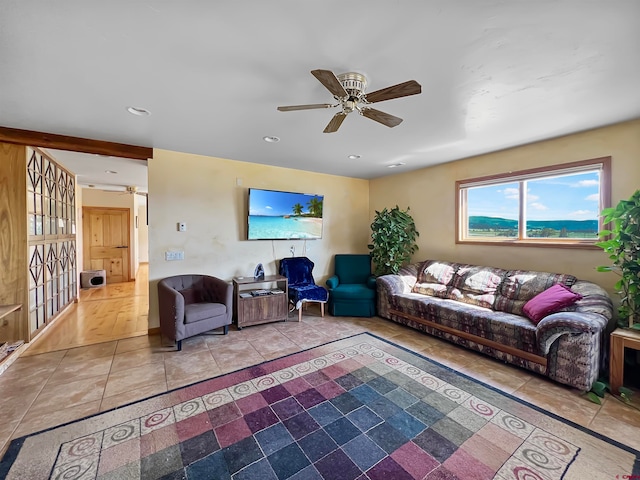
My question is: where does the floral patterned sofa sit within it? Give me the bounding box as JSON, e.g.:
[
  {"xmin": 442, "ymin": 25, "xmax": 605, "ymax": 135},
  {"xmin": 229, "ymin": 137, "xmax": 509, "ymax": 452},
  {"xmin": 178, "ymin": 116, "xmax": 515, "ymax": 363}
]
[{"xmin": 376, "ymin": 260, "xmax": 614, "ymax": 391}]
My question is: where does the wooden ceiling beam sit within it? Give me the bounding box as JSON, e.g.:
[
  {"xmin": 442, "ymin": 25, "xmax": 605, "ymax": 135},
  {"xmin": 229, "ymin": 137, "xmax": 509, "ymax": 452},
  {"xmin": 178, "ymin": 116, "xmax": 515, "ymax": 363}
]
[{"xmin": 0, "ymin": 126, "xmax": 152, "ymax": 161}]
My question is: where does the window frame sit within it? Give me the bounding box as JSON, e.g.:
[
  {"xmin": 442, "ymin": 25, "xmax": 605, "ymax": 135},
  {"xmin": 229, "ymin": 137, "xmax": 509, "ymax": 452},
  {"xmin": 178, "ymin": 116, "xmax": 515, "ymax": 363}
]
[{"xmin": 455, "ymin": 157, "xmax": 611, "ymax": 249}]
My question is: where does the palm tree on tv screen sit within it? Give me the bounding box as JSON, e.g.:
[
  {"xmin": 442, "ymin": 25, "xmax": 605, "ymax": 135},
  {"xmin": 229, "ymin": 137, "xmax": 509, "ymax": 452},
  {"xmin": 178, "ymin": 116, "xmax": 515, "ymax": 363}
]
[
  {"xmin": 292, "ymin": 203, "xmax": 304, "ymax": 216},
  {"xmin": 307, "ymin": 197, "xmax": 323, "ymax": 218}
]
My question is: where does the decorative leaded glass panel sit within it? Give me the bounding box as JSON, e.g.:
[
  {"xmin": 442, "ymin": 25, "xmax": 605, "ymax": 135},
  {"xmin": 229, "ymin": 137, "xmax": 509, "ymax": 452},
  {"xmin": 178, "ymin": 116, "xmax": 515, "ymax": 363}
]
[{"xmin": 27, "ymin": 149, "xmax": 77, "ymax": 335}]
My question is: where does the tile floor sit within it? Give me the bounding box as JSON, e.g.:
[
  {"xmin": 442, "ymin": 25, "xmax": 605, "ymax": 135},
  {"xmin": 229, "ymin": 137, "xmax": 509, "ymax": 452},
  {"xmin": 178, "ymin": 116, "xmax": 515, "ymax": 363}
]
[{"xmin": 1, "ymin": 308, "xmax": 640, "ymax": 461}]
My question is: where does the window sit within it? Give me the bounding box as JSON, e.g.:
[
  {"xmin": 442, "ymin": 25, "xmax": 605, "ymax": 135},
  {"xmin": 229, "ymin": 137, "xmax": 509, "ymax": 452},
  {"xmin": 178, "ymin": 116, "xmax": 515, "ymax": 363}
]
[{"xmin": 456, "ymin": 157, "xmax": 611, "ymax": 248}]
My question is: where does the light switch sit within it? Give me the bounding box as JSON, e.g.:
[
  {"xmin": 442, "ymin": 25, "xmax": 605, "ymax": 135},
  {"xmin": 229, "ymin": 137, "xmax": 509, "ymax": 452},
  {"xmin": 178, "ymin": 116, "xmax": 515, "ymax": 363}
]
[{"xmin": 178, "ymin": 222, "xmax": 187, "ymax": 232}]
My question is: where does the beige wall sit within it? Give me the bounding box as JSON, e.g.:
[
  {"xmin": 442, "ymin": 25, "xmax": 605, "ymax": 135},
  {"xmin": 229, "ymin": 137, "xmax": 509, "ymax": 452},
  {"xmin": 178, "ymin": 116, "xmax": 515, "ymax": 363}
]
[
  {"xmin": 147, "ymin": 150, "xmax": 370, "ymax": 329},
  {"xmin": 370, "ymin": 119, "xmax": 640, "ymax": 300}
]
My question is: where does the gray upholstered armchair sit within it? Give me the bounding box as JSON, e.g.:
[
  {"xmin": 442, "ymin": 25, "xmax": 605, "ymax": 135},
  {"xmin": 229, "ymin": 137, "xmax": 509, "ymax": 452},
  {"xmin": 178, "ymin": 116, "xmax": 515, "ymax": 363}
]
[{"xmin": 158, "ymin": 274, "xmax": 233, "ymax": 350}]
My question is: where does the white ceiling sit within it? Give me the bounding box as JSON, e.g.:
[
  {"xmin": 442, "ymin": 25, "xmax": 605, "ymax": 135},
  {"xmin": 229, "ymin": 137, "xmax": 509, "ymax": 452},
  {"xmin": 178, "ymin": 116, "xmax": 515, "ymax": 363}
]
[{"xmin": 2, "ymin": 1, "xmax": 639, "ymax": 192}]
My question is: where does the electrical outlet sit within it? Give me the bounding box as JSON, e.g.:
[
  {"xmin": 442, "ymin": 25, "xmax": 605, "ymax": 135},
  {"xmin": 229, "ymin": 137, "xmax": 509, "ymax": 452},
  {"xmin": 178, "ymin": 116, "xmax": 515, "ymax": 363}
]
[
  {"xmin": 165, "ymin": 251, "xmax": 185, "ymax": 261},
  {"xmin": 178, "ymin": 222, "xmax": 187, "ymax": 232}
]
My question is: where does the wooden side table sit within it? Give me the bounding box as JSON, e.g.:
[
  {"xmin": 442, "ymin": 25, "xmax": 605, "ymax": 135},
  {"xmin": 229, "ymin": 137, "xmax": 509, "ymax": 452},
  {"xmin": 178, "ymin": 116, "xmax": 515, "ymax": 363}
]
[
  {"xmin": 233, "ymin": 275, "xmax": 289, "ymax": 329},
  {"xmin": 609, "ymin": 328, "xmax": 640, "ymax": 394}
]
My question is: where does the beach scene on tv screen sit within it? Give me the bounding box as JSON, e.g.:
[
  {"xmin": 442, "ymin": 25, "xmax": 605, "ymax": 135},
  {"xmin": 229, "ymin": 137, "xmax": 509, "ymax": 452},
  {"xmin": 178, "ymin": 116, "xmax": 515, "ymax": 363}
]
[{"xmin": 249, "ymin": 189, "xmax": 323, "ymax": 239}]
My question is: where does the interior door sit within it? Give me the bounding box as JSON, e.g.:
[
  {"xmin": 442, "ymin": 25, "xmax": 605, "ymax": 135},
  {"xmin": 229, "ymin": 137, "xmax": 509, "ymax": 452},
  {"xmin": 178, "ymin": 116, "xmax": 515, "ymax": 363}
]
[{"xmin": 82, "ymin": 207, "xmax": 130, "ymax": 283}]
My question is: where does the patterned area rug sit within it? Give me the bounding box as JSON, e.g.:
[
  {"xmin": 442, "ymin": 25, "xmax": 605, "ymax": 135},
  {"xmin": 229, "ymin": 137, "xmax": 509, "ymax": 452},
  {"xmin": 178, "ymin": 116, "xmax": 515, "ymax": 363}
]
[{"xmin": 1, "ymin": 333, "xmax": 638, "ymax": 479}]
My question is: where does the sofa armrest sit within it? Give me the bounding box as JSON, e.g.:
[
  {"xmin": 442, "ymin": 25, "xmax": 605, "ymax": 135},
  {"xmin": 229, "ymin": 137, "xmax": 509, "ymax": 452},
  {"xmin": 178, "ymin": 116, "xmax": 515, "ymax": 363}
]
[
  {"xmin": 376, "ymin": 271, "xmax": 416, "ymax": 319},
  {"xmin": 376, "ymin": 261, "xmax": 419, "ymax": 296},
  {"xmin": 536, "ymin": 309, "xmax": 610, "ymax": 391},
  {"xmin": 571, "ymin": 280, "xmax": 615, "ymax": 327},
  {"xmin": 536, "ymin": 311, "xmax": 608, "ymax": 355},
  {"xmin": 326, "ymin": 275, "xmax": 339, "ymax": 289},
  {"xmin": 376, "ymin": 274, "xmax": 412, "ymax": 296},
  {"xmin": 367, "ymin": 276, "xmax": 377, "ymax": 289},
  {"xmin": 536, "ymin": 280, "xmax": 614, "ymax": 354},
  {"xmin": 158, "ymin": 281, "xmax": 183, "ymax": 339}
]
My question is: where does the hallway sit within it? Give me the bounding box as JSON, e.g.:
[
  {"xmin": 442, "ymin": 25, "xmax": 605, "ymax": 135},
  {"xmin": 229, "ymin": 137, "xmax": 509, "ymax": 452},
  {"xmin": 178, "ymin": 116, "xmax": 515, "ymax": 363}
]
[{"xmin": 24, "ymin": 264, "xmax": 150, "ymax": 356}]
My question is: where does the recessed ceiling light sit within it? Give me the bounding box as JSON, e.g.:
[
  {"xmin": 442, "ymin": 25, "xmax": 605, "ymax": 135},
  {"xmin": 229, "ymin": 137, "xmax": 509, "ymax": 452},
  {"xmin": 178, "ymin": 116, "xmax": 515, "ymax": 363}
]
[
  {"xmin": 105, "ymin": 170, "xmax": 118, "ymax": 174},
  {"xmin": 387, "ymin": 162, "xmax": 406, "ymax": 168},
  {"xmin": 127, "ymin": 106, "xmax": 151, "ymax": 116},
  {"xmin": 263, "ymin": 136, "xmax": 280, "ymax": 143},
  {"xmin": 348, "ymin": 154, "xmax": 361, "ymax": 160}
]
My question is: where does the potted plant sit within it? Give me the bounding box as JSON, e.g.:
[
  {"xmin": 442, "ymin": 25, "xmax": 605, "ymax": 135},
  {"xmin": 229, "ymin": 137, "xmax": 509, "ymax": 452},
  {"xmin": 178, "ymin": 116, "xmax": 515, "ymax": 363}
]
[
  {"xmin": 368, "ymin": 206, "xmax": 419, "ymax": 276},
  {"xmin": 596, "ymin": 190, "xmax": 640, "ymax": 329}
]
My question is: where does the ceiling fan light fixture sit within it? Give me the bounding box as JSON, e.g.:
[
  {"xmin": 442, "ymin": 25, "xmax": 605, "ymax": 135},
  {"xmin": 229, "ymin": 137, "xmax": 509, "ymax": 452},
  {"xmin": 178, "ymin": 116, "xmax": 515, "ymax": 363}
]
[
  {"xmin": 343, "ymin": 100, "xmax": 357, "ymax": 113},
  {"xmin": 126, "ymin": 106, "xmax": 151, "ymax": 116},
  {"xmin": 263, "ymin": 136, "xmax": 280, "ymax": 143},
  {"xmin": 277, "ymin": 69, "xmax": 421, "ymax": 133}
]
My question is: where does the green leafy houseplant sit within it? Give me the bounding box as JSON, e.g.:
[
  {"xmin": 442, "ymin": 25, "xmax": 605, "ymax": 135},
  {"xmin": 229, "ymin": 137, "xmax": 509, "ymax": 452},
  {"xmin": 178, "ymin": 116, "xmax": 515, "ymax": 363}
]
[
  {"xmin": 596, "ymin": 190, "xmax": 640, "ymax": 329},
  {"xmin": 585, "ymin": 379, "xmax": 636, "ymax": 406},
  {"xmin": 368, "ymin": 206, "xmax": 419, "ymax": 276}
]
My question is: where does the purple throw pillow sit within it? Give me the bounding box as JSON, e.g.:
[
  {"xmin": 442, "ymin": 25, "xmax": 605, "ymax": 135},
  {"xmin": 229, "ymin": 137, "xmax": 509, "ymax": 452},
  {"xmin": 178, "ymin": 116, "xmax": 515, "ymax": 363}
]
[{"xmin": 523, "ymin": 284, "xmax": 582, "ymax": 324}]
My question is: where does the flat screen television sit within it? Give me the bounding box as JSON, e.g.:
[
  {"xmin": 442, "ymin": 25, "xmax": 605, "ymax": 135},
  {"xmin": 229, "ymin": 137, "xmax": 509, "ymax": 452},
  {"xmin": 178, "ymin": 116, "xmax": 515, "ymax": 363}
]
[{"xmin": 248, "ymin": 188, "xmax": 324, "ymax": 240}]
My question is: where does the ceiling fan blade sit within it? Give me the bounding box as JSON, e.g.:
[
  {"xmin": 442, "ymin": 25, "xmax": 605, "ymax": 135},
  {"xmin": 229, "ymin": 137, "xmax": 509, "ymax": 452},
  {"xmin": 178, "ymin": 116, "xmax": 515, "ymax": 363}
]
[
  {"xmin": 365, "ymin": 80, "xmax": 422, "ymax": 104},
  {"xmin": 277, "ymin": 104, "xmax": 334, "ymax": 112},
  {"xmin": 361, "ymin": 108, "xmax": 403, "ymax": 128},
  {"xmin": 323, "ymin": 112, "xmax": 347, "ymax": 133},
  {"xmin": 311, "ymin": 69, "xmax": 348, "ymax": 98}
]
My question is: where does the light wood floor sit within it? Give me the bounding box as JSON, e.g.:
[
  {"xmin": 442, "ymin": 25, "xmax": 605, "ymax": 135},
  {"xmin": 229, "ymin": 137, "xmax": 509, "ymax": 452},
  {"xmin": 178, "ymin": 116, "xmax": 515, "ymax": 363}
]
[{"xmin": 24, "ymin": 264, "xmax": 150, "ymax": 356}]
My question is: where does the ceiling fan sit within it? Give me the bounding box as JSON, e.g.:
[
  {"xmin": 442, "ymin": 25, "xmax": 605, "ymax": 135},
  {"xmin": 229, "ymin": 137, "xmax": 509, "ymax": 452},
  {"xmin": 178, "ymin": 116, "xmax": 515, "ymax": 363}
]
[
  {"xmin": 277, "ymin": 69, "xmax": 422, "ymax": 133},
  {"xmin": 122, "ymin": 185, "xmax": 148, "ymax": 197},
  {"xmin": 88, "ymin": 184, "xmax": 148, "ymax": 197}
]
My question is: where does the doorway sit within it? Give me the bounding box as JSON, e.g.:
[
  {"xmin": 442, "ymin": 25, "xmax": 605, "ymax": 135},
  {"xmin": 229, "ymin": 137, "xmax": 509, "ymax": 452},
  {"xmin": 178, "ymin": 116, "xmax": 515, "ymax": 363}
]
[{"xmin": 82, "ymin": 207, "xmax": 131, "ymax": 283}]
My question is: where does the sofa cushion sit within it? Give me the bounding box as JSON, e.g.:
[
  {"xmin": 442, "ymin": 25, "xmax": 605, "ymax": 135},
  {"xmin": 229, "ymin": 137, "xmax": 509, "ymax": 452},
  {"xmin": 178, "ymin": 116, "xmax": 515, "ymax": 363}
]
[
  {"xmin": 184, "ymin": 303, "xmax": 227, "ymax": 323},
  {"xmin": 335, "ymin": 254, "xmax": 372, "ymax": 284},
  {"xmin": 416, "ymin": 260, "xmax": 457, "ymax": 285},
  {"xmin": 523, "ymin": 284, "xmax": 583, "ymax": 324},
  {"xmin": 446, "ymin": 265, "xmax": 507, "ymax": 308},
  {"xmin": 330, "ymin": 284, "xmax": 376, "ymax": 300},
  {"xmin": 180, "ymin": 288, "xmax": 202, "ymax": 305},
  {"xmin": 412, "ymin": 282, "xmax": 449, "ymax": 298},
  {"xmin": 412, "ymin": 260, "xmax": 457, "ymax": 298},
  {"xmin": 450, "ymin": 265, "xmax": 506, "ymax": 294},
  {"xmin": 391, "ymin": 293, "xmax": 539, "ymax": 355},
  {"xmin": 493, "ymin": 270, "xmax": 577, "ymax": 316},
  {"xmin": 447, "ymin": 289, "xmax": 499, "ymax": 309},
  {"xmin": 290, "ymin": 284, "xmax": 329, "ymax": 305}
]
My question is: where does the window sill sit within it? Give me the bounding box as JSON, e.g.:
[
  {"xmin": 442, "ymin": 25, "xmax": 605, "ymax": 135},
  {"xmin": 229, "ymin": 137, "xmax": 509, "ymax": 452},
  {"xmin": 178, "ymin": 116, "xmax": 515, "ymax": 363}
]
[{"xmin": 456, "ymin": 239, "xmax": 601, "ymax": 250}]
